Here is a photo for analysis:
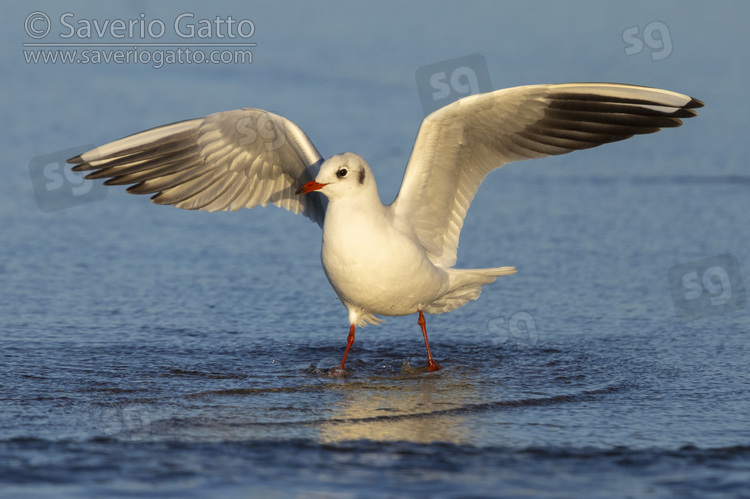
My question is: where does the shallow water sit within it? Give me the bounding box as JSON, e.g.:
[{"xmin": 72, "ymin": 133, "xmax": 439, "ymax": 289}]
[
  {"xmin": 4, "ymin": 1, "xmax": 750, "ymax": 497},
  {"xmin": 3, "ymin": 173, "xmax": 750, "ymax": 497}
]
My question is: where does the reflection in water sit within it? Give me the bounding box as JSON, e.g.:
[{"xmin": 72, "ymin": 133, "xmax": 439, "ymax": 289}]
[{"xmin": 317, "ymin": 368, "xmax": 478, "ymax": 444}]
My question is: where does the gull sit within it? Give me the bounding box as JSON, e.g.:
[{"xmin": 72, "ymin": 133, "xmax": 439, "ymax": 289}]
[{"xmin": 69, "ymin": 83, "xmax": 703, "ymax": 374}]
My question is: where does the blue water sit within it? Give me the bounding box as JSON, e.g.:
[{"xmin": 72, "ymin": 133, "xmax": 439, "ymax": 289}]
[{"xmin": 3, "ymin": 1, "xmax": 750, "ymax": 497}]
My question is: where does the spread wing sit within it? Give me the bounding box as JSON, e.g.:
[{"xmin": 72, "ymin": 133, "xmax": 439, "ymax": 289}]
[
  {"xmin": 68, "ymin": 108, "xmax": 327, "ymax": 227},
  {"xmin": 390, "ymin": 83, "xmax": 704, "ymax": 267}
]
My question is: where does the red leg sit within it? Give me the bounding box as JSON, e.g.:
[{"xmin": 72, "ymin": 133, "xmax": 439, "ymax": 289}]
[
  {"xmin": 418, "ymin": 310, "xmax": 441, "ymax": 372},
  {"xmin": 338, "ymin": 323, "xmax": 356, "ymax": 371}
]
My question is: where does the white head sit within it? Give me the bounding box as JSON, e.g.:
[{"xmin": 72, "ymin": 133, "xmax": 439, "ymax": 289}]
[{"xmin": 295, "ymin": 152, "xmax": 377, "ymax": 202}]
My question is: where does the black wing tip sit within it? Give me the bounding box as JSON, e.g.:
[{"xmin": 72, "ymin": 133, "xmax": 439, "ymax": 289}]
[
  {"xmin": 671, "ymin": 97, "xmax": 703, "ymax": 121},
  {"xmin": 686, "ymin": 97, "xmax": 705, "ymax": 109},
  {"xmin": 70, "ymin": 162, "xmax": 92, "ymax": 172},
  {"xmin": 67, "ymin": 155, "xmax": 84, "ymax": 165}
]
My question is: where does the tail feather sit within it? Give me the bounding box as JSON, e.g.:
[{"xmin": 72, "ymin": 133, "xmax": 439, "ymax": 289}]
[{"xmin": 423, "ymin": 266, "xmax": 516, "ymax": 314}]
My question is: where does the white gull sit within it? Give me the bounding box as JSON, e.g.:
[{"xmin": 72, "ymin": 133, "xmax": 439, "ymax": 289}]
[{"xmin": 69, "ymin": 83, "xmax": 703, "ymax": 373}]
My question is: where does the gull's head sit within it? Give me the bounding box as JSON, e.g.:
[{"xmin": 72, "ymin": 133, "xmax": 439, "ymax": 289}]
[{"xmin": 295, "ymin": 153, "xmax": 375, "ymax": 201}]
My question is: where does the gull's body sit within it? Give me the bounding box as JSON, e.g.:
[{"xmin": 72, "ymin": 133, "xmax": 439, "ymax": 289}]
[
  {"xmin": 69, "ymin": 83, "xmax": 702, "ymax": 373},
  {"xmin": 317, "ymin": 154, "xmax": 513, "ymax": 327}
]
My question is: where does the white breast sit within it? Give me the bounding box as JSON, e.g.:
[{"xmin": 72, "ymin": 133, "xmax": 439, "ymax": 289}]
[{"xmin": 321, "ymin": 199, "xmax": 449, "ymax": 318}]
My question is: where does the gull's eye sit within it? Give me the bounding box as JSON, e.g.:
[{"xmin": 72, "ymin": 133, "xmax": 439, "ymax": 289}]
[{"xmin": 336, "ymin": 168, "xmax": 348, "ymax": 178}]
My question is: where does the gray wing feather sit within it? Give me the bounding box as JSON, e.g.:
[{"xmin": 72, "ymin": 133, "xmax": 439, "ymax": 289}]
[
  {"xmin": 68, "ymin": 108, "xmax": 326, "ymax": 227},
  {"xmin": 390, "ymin": 83, "xmax": 703, "ymax": 267}
]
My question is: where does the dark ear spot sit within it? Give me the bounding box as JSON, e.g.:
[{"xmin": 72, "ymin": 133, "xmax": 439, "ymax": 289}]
[{"xmin": 358, "ymin": 168, "xmax": 365, "ymax": 185}]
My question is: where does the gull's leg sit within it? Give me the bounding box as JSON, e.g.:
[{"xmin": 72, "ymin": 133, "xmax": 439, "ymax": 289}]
[
  {"xmin": 418, "ymin": 310, "xmax": 441, "ymax": 372},
  {"xmin": 331, "ymin": 323, "xmax": 356, "ymax": 375}
]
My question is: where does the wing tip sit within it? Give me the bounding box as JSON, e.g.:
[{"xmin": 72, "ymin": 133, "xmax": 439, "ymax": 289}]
[{"xmin": 686, "ymin": 97, "xmax": 705, "ymax": 109}]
